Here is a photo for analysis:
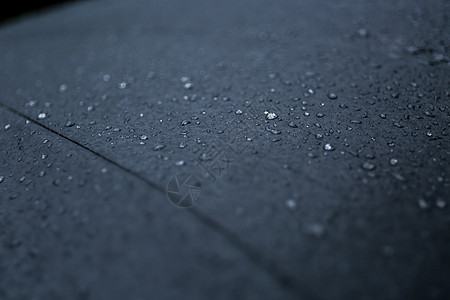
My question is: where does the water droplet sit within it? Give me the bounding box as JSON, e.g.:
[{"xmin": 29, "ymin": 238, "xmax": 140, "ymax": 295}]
[
  {"xmin": 153, "ymin": 144, "xmax": 166, "ymax": 151},
  {"xmin": 0, "ymin": 176, "xmax": 4, "ymax": 183},
  {"xmin": 436, "ymin": 199, "xmax": 446, "ymax": 209},
  {"xmin": 199, "ymin": 153, "xmax": 211, "ymax": 161},
  {"xmin": 389, "ymin": 158, "xmax": 398, "ymax": 166},
  {"xmin": 181, "ymin": 120, "xmax": 191, "ymax": 126},
  {"xmin": 264, "ymin": 111, "xmax": 278, "ymax": 120},
  {"xmin": 4, "ymin": 124, "xmax": 11, "ymax": 130},
  {"xmin": 37, "ymin": 113, "xmax": 47, "ymax": 120},
  {"xmin": 118, "ymin": 82, "xmax": 127, "ymax": 89},
  {"xmin": 140, "ymin": 135, "xmax": 148, "ymax": 140},
  {"xmin": 41, "ymin": 154, "xmax": 48, "ymax": 160},
  {"xmin": 429, "ymin": 53, "xmax": 445, "ymax": 65},
  {"xmin": 379, "ymin": 113, "xmax": 387, "ymax": 119},
  {"xmin": 361, "ymin": 161, "xmax": 376, "ymax": 170},
  {"xmin": 391, "ymin": 173, "xmax": 405, "ymax": 181},
  {"xmin": 424, "ymin": 111, "xmax": 435, "ymax": 118},
  {"xmin": 323, "ymin": 143, "xmax": 335, "ymax": 151},
  {"xmin": 288, "ymin": 122, "xmax": 298, "ymax": 128},
  {"xmin": 265, "ymin": 126, "xmax": 281, "ymax": 135},
  {"xmin": 235, "ymin": 109, "xmax": 243, "ymax": 115},
  {"xmin": 183, "ymin": 82, "xmax": 193, "ymax": 90},
  {"xmin": 175, "ymin": 160, "xmax": 186, "ymax": 166},
  {"xmin": 26, "ymin": 100, "xmax": 37, "ymax": 107},
  {"xmin": 180, "ymin": 76, "xmax": 190, "ymax": 83},
  {"xmin": 357, "ymin": 28, "xmax": 369, "ymax": 38},
  {"xmin": 272, "ymin": 137, "xmax": 282, "ymax": 142},
  {"xmin": 285, "ymin": 199, "xmax": 297, "ymax": 210},
  {"xmin": 58, "ymin": 84, "xmax": 67, "ymax": 92},
  {"xmin": 179, "ymin": 142, "xmax": 187, "ymax": 149},
  {"xmin": 405, "ymin": 46, "xmax": 420, "ymax": 55},
  {"xmin": 327, "ymin": 93, "xmax": 338, "ymax": 100},
  {"xmin": 65, "ymin": 121, "xmax": 75, "ymax": 127},
  {"xmin": 103, "ymin": 74, "xmax": 110, "ymax": 82},
  {"xmin": 417, "ymin": 198, "xmax": 429, "ymax": 210},
  {"xmin": 307, "ymin": 152, "xmax": 317, "ymax": 158}
]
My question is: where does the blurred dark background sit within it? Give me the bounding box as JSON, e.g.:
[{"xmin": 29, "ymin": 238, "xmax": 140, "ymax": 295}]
[{"xmin": 0, "ymin": 0, "xmax": 74, "ymax": 24}]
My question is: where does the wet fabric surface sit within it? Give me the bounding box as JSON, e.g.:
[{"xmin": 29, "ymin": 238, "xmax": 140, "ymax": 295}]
[{"xmin": 0, "ymin": 1, "xmax": 449, "ymax": 299}]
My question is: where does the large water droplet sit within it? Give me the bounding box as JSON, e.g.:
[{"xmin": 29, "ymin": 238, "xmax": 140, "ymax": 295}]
[
  {"xmin": 37, "ymin": 113, "xmax": 47, "ymax": 120},
  {"xmin": 175, "ymin": 160, "xmax": 186, "ymax": 166},
  {"xmin": 389, "ymin": 158, "xmax": 398, "ymax": 166},
  {"xmin": 327, "ymin": 93, "xmax": 338, "ymax": 100},
  {"xmin": 264, "ymin": 111, "xmax": 278, "ymax": 120},
  {"xmin": 323, "ymin": 143, "xmax": 335, "ymax": 151}
]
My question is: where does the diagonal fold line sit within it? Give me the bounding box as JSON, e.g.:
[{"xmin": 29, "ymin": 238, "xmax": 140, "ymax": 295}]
[
  {"xmin": 0, "ymin": 102, "xmax": 164, "ymax": 193},
  {"xmin": 0, "ymin": 101, "xmax": 319, "ymax": 300}
]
